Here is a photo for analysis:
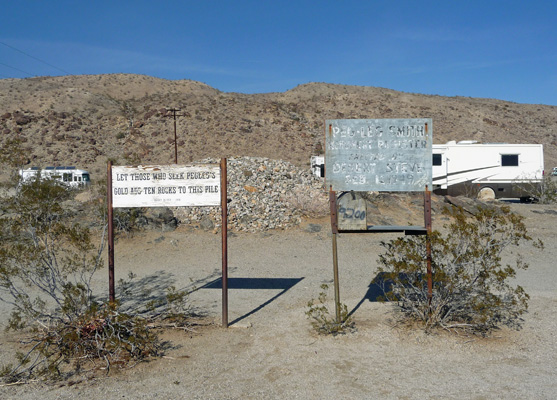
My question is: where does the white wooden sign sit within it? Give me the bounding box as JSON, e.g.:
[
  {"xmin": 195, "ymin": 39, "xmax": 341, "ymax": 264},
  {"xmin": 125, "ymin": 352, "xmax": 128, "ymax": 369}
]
[{"xmin": 112, "ymin": 164, "xmax": 220, "ymax": 208}]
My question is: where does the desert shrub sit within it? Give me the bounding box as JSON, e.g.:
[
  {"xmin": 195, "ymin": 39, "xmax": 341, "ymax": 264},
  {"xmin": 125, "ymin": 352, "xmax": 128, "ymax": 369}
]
[
  {"xmin": 0, "ymin": 176, "xmax": 192, "ymax": 383},
  {"xmin": 0, "ymin": 178, "xmax": 102, "ymax": 324},
  {"xmin": 113, "ymin": 208, "xmax": 142, "ymax": 236},
  {"xmin": 89, "ymin": 177, "xmax": 142, "ymax": 237},
  {"xmin": 1, "ymin": 303, "xmax": 162, "ymax": 382},
  {"xmin": 376, "ymin": 205, "xmax": 542, "ymax": 335},
  {"xmin": 306, "ymin": 284, "xmax": 354, "ymax": 335},
  {"xmin": 282, "ymin": 187, "xmax": 329, "ymax": 218},
  {"xmin": 517, "ymin": 174, "xmax": 557, "ymax": 204},
  {"xmin": 117, "ymin": 272, "xmax": 194, "ymax": 326},
  {"xmin": 0, "ymin": 138, "xmax": 26, "ymax": 172}
]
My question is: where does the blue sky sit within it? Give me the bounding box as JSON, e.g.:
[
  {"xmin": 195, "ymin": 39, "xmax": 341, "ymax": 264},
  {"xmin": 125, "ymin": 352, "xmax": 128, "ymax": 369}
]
[{"xmin": 1, "ymin": 1, "xmax": 556, "ymax": 105}]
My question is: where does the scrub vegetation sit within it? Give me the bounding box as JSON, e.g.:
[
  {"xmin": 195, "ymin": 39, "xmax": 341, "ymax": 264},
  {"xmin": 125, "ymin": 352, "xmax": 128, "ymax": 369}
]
[
  {"xmin": 0, "ymin": 153, "xmax": 192, "ymax": 384},
  {"xmin": 306, "ymin": 283, "xmax": 355, "ymax": 335},
  {"xmin": 522, "ymin": 174, "xmax": 557, "ymax": 204},
  {"xmin": 376, "ymin": 205, "xmax": 542, "ymax": 335}
]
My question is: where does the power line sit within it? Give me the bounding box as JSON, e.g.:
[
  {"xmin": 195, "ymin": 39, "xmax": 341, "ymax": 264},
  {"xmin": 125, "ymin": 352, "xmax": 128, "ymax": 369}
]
[
  {"xmin": 165, "ymin": 108, "xmax": 183, "ymax": 164},
  {"xmin": 0, "ymin": 62, "xmax": 34, "ymax": 77},
  {"xmin": 0, "ymin": 41, "xmax": 71, "ymax": 75}
]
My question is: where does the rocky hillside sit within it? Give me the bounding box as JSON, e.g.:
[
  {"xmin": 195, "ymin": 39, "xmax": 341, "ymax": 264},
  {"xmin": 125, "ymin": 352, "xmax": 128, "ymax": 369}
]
[{"xmin": 1, "ymin": 74, "xmax": 556, "ymax": 181}]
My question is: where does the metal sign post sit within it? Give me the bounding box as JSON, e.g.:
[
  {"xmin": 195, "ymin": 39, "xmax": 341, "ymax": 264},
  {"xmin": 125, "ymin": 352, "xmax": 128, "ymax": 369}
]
[
  {"xmin": 107, "ymin": 161, "xmax": 115, "ymax": 303},
  {"xmin": 424, "ymin": 186, "xmax": 433, "ymax": 308},
  {"xmin": 221, "ymin": 158, "xmax": 229, "ymax": 328},
  {"xmin": 329, "ymin": 188, "xmax": 341, "ymax": 324},
  {"xmin": 107, "ymin": 160, "xmax": 229, "ymax": 327},
  {"xmin": 324, "ymin": 118, "xmax": 434, "ymax": 322}
]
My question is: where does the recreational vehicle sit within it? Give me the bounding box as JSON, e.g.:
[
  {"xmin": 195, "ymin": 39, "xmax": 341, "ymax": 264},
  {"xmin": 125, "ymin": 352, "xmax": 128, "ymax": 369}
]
[
  {"xmin": 19, "ymin": 166, "xmax": 91, "ymax": 188},
  {"xmin": 432, "ymin": 141, "xmax": 544, "ymax": 201},
  {"xmin": 311, "ymin": 140, "xmax": 544, "ymax": 201},
  {"xmin": 310, "ymin": 155, "xmax": 325, "ymax": 178}
]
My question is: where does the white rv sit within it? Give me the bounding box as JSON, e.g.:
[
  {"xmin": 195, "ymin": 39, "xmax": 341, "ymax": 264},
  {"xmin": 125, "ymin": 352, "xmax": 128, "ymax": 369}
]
[
  {"xmin": 311, "ymin": 140, "xmax": 544, "ymax": 201},
  {"xmin": 432, "ymin": 141, "xmax": 544, "ymax": 201},
  {"xmin": 310, "ymin": 155, "xmax": 325, "ymax": 178},
  {"xmin": 19, "ymin": 166, "xmax": 91, "ymax": 188}
]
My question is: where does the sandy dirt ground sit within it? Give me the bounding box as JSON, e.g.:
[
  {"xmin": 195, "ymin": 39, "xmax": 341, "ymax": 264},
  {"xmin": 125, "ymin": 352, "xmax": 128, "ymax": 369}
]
[{"xmin": 1, "ymin": 202, "xmax": 556, "ymax": 399}]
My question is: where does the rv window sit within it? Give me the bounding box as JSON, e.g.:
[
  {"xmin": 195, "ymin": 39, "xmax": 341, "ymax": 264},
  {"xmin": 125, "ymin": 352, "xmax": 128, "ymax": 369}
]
[
  {"xmin": 432, "ymin": 154, "xmax": 442, "ymax": 166},
  {"xmin": 82, "ymin": 174, "xmax": 90, "ymax": 182},
  {"xmin": 501, "ymin": 154, "xmax": 519, "ymax": 167}
]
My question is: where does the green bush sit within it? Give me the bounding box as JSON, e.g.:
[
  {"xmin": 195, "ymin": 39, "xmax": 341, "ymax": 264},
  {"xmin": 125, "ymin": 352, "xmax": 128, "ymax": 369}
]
[
  {"xmin": 306, "ymin": 284, "xmax": 354, "ymax": 335},
  {"xmin": 0, "ymin": 178, "xmax": 101, "ymax": 326},
  {"xmin": 376, "ymin": 205, "xmax": 542, "ymax": 335}
]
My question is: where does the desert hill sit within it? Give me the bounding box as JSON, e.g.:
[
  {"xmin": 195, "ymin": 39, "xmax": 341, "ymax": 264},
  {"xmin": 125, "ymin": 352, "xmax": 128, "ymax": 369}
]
[{"xmin": 1, "ymin": 73, "xmax": 556, "ymax": 179}]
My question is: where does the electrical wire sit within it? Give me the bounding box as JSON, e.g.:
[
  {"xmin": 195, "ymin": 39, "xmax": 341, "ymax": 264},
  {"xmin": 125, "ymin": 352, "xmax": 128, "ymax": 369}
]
[
  {"xmin": 0, "ymin": 62, "xmax": 34, "ymax": 77},
  {"xmin": 0, "ymin": 41, "xmax": 71, "ymax": 75}
]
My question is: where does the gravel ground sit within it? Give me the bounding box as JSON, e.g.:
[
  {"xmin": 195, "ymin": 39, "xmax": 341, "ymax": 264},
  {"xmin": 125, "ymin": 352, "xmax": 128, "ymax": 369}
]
[{"xmin": 1, "ymin": 202, "xmax": 556, "ymax": 399}]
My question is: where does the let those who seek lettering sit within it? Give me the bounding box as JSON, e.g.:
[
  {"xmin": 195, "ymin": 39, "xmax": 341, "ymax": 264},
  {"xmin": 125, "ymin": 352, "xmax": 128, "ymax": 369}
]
[{"xmin": 112, "ymin": 165, "xmax": 221, "ymax": 208}]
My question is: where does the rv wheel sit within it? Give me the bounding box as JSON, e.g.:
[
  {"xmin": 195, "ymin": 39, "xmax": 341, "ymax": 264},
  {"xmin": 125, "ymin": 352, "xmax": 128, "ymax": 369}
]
[{"xmin": 478, "ymin": 187, "xmax": 496, "ymax": 201}]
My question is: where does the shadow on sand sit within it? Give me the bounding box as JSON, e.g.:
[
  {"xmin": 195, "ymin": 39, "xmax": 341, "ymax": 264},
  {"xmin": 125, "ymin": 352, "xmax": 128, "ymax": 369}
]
[
  {"xmin": 201, "ymin": 277, "xmax": 304, "ymax": 325},
  {"xmin": 348, "ymin": 272, "xmax": 392, "ymax": 317}
]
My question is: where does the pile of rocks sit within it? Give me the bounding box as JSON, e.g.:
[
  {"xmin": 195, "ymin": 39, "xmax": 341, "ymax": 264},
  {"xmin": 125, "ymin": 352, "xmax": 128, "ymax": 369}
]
[
  {"xmin": 142, "ymin": 157, "xmax": 498, "ymax": 234},
  {"xmin": 172, "ymin": 157, "xmax": 328, "ymax": 232}
]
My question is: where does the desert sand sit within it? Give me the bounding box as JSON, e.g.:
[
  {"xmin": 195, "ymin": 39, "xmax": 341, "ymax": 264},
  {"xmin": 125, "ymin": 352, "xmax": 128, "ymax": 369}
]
[{"xmin": 1, "ymin": 202, "xmax": 556, "ymax": 399}]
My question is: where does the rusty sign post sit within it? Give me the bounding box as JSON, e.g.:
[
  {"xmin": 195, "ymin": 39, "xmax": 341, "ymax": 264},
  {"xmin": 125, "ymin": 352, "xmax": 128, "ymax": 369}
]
[
  {"xmin": 107, "ymin": 161, "xmax": 115, "ymax": 303},
  {"xmin": 329, "ymin": 188, "xmax": 341, "ymax": 323},
  {"xmin": 221, "ymin": 158, "xmax": 229, "ymax": 328},
  {"xmin": 107, "ymin": 160, "xmax": 230, "ymax": 327},
  {"xmin": 424, "ymin": 185, "xmax": 433, "ymax": 308},
  {"xmin": 324, "ymin": 118, "xmax": 433, "ymax": 321}
]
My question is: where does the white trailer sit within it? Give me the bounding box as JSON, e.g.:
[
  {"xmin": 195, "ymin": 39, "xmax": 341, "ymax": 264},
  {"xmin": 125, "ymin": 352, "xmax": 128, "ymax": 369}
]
[
  {"xmin": 19, "ymin": 166, "xmax": 91, "ymax": 188},
  {"xmin": 310, "ymin": 155, "xmax": 325, "ymax": 178},
  {"xmin": 311, "ymin": 140, "xmax": 544, "ymax": 200},
  {"xmin": 432, "ymin": 141, "xmax": 544, "ymax": 201}
]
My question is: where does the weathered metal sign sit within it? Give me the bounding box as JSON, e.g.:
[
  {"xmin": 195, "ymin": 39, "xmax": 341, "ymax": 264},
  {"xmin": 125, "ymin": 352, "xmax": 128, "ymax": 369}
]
[
  {"xmin": 337, "ymin": 192, "xmax": 367, "ymax": 231},
  {"xmin": 325, "ymin": 118, "xmax": 432, "ymax": 192},
  {"xmin": 111, "ymin": 164, "xmax": 220, "ymax": 208}
]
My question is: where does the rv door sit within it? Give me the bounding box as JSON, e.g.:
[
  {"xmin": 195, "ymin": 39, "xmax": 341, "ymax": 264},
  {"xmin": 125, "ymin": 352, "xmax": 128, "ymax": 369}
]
[{"xmin": 432, "ymin": 150, "xmax": 449, "ymax": 189}]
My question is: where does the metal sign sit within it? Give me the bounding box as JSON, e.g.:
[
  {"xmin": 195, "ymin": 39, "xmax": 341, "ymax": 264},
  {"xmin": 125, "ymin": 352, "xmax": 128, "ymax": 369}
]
[
  {"xmin": 111, "ymin": 164, "xmax": 220, "ymax": 208},
  {"xmin": 325, "ymin": 118, "xmax": 432, "ymax": 192},
  {"xmin": 337, "ymin": 192, "xmax": 367, "ymax": 231}
]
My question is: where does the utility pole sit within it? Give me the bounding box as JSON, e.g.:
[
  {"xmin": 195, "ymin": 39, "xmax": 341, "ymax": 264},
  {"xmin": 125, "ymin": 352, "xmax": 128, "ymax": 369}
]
[{"xmin": 166, "ymin": 108, "xmax": 183, "ymax": 164}]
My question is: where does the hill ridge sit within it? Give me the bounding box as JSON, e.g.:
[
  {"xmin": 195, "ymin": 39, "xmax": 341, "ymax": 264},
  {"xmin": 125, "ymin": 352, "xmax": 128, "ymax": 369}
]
[{"xmin": 1, "ymin": 74, "xmax": 555, "ymax": 179}]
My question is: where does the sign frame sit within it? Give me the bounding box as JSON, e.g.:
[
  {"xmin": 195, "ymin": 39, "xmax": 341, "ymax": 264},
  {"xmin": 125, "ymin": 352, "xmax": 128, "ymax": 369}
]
[
  {"xmin": 325, "ymin": 118, "xmax": 432, "ymax": 192},
  {"xmin": 324, "ymin": 118, "xmax": 434, "ymax": 325},
  {"xmin": 107, "ymin": 159, "xmax": 230, "ymax": 327}
]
